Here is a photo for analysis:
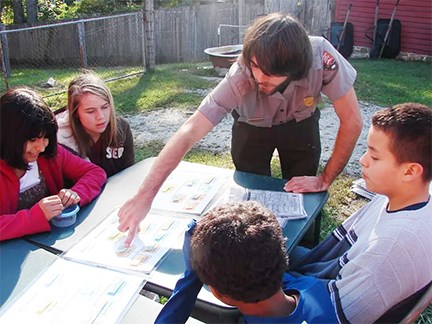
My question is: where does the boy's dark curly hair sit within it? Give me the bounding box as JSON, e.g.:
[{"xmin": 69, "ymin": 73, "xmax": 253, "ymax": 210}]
[{"xmin": 191, "ymin": 200, "xmax": 288, "ymax": 303}]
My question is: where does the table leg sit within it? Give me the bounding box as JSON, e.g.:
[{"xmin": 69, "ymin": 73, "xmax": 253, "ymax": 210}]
[{"xmin": 313, "ymin": 211, "xmax": 323, "ymax": 246}]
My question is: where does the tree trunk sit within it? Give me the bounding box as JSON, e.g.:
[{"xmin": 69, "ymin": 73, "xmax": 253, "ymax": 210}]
[
  {"xmin": 26, "ymin": 0, "xmax": 38, "ymax": 24},
  {"xmin": 12, "ymin": 0, "xmax": 25, "ymax": 24}
]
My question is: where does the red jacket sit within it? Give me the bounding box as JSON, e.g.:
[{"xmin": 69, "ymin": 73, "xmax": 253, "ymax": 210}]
[{"xmin": 0, "ymin": 144, "xmax": 107, "ymax": 241}]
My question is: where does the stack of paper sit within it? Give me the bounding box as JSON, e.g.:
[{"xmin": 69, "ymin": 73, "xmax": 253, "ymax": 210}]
[
  {"xmin": 351, "ymin": 179, "xmax": 432, "ymax": 200},
  {"xmin": 350, "ymin": 178, "xmax": 376, "ymax": 200}
]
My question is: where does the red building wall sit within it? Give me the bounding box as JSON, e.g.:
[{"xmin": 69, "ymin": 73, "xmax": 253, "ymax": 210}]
[{"xmin": 335, "ymin": 0, "xmax": 431, "ymax": 56}]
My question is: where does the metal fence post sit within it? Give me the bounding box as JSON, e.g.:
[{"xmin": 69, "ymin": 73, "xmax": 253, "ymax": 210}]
[
  {"xmin": 77, "ymin": 22, "xmax": 88, "ymax": 68},
  {"xmin": 238, "ymin": 0, "xmax": 244, "ymax": 42},
  {"xmin": 143, "ymin": 0, "xmax": 155, "ymax": 71},
  {"xmin": 140, "ymin": 11, "xmax": 146, "ymax": 69}
]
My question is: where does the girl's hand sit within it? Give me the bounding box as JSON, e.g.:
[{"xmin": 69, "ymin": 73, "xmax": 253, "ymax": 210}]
[
  {"xmin": 39, "ymin": 195, "xmax": 64, "ymax": 221},
  {"xmin": 58, "ymin": 189, "xmax": 81, "ymax": 208}
]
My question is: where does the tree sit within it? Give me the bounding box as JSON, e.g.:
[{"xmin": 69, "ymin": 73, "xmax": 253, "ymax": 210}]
[
  {"xmin": 5, "ymin": 0, "xmax": 38, "ymax": 24},
  {"xmin": 11, "ymin": 0, "xmax": 24, "ymax": 24},
  {"xmin": 26, "ymin": 0, "xmax": 38, "ymax": 23}
]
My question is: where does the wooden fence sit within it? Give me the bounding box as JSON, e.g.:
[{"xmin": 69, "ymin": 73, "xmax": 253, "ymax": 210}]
[
  {"xmin": 156, "ymin": 0, "xmax": 335, "ymax": 63},
  {"xmin": 0, "ymin": 0, "xmax": 336, "ymax": 69}
]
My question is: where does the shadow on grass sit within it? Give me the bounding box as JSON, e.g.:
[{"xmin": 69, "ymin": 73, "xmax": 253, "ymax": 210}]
[{"xmin": 112, "ymin": 63, "xmax": 218, "ymax": 115}]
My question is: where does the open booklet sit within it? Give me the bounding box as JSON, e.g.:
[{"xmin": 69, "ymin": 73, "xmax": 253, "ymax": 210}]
[
  {"xmin": 0, "ymin": 258, "xmax": 145, "ymax": 324},
  {"xmin": 61, "ymin": 208, "xmax": 189, "ymax": 275},
  {"xmin": 214, "ymin": 185, "xmax": 308, "ymax": 227}
]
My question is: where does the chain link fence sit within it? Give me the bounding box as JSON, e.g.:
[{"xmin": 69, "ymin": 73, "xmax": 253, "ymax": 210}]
[{"xmin": 0, "ymin": 12, "xmax": 145, "ymax": 99}]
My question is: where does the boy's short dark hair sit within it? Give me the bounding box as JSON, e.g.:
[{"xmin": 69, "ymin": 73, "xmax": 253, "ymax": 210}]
[
  {"xmin": 190, "ymin": 201, "xmax": 288, "ymax": 303},
  {"xmin": 0, "ymin": 87, "xmax": 57, "ymax": 170},
  {"xmin": 242, "ymin": 12, "xmax": 312, "ymax": 80},
  {"xmin": 372, "ymin": 102, "xmax": 432, "ymax": 181}
]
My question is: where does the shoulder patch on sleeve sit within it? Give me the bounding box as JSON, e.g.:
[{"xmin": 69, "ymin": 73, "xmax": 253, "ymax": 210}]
[{"xmin": 323, "ymin": 50, "xmax": 337, "ymax": 70}]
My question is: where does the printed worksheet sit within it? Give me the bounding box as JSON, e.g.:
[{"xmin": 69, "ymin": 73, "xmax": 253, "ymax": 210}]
[
  {"xmin": 0, "ymin": 258, "xmax": 144, "ymax": 324},
  {"xmin": 62, "ymin": 208, "xmax": 188, "ymax": 274},
  {"xmin": 213, "ymin": 185, "xmax": 307, "ymax": 227},
  {"xmin": 246, "ymin": 189, "xmax": 307, "ymax": 220},
  {"xmin": 151, "ymin": 170, "xmax": 227, "ymax": 215}
]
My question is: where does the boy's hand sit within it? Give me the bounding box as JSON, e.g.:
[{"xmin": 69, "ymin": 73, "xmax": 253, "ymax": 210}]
[
  {"xmin": 183, "ymin": 219, "xmax": 197, "ymax": 272},
  {"xmin": 58, "ymin": 189, "xmax": 81, "ymax": 208},
  {"xmin": 38, "ymin": 195, "xmax": 64, "ymax": 221}
]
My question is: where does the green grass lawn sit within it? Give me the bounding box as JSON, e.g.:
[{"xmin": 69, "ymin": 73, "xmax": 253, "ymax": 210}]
[
  {"xmin": 350, "ymin": 59, "xmax": 432, "ymax": 107},
  {"xmin": 1, "ymin": 58, "xmax": 431, "ymax": 321},
  {"xmin": 2, "ymin": 58, "xmax": 430, "ymax": 110}
]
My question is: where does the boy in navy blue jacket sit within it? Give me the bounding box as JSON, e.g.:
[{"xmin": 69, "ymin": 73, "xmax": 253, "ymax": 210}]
[{"xmin": 156, "ymin": 201, "xmax": 337, "ymax": 323}]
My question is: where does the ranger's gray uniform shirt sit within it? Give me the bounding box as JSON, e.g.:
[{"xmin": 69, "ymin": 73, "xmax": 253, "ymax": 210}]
[{"xmin": 198, "ymin": 36, "xmax": 357, "ymax": 127}]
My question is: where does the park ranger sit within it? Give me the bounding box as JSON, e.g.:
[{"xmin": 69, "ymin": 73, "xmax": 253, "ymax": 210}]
[{"xmin": 118, "ymin": 12, "xmax": 362, "ymax": 246}]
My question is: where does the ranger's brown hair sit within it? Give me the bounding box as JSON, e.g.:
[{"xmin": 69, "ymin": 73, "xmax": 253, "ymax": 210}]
[{"xmin": 242, "ymin": 12, "xmax": 312, "ymax": 80}]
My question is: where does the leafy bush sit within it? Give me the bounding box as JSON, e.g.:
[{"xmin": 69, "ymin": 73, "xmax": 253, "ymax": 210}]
[
  {"xmin": 38, "ymin": 0, "xmax": 79, "ymax": 21},
  {"xmin": 76, "ymin": 0, "xmax": 141, "ymax": 16},
  {"xmin": 76, "ymin": 0, "xmax": 117, "ymax": 15},
  {"xmin": 156, "ymin": 0, "xmax": 184, "ymax": 8},
  {"xmin": 0, "ymin": 0, "xmax": 141, "ymax": 25},
  {"xmin": 0, "ymin": 6, "xmax": 14, "ymax": 25}
]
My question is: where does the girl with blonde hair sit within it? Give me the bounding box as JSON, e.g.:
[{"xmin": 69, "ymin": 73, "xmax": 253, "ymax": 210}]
[{"xmin": 57, "ymin": 72, "xmax": 134, "ymax": 177}]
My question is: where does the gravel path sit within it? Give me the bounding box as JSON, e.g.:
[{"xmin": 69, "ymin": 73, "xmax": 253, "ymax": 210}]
[{"xmin": 125, "ymin": 95, "xmax": 383, "ymax": 177}]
